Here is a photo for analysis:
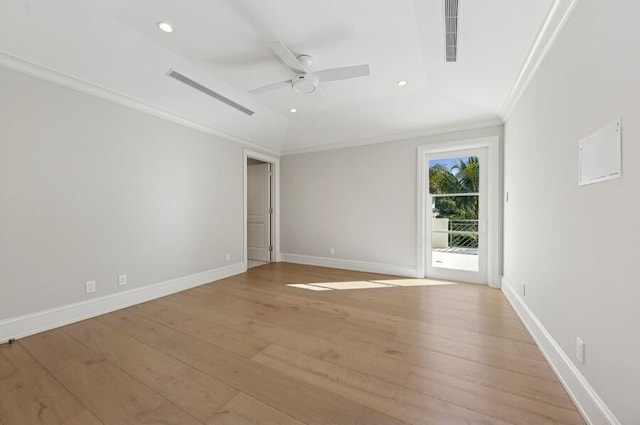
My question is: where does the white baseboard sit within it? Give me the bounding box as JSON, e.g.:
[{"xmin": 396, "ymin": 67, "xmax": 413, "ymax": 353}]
[
  {"xmin": 0, "ymin": 262, "xmax": 246, "ymax": 344},
  {"xmin": 281, "ymin": 253, "xmax": 419, "ymax": 278},
  {"xmin": 501, "ymin": 277, "xmax": 620, "ymax": 425}
]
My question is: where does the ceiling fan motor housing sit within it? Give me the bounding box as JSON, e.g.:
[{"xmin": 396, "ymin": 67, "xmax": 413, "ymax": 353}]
[
  {"xmin": 297, "ymin": 54, "xmax": 313, "ymax": 69},
  {"xmin": 292, "ymin": 74, "xmax": 319, "ymax": 94}
]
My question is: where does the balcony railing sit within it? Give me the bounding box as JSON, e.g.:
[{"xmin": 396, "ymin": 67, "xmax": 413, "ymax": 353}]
[{"xmin": 432, "ymin": 219, "xmax": 478, "ymax": 249}]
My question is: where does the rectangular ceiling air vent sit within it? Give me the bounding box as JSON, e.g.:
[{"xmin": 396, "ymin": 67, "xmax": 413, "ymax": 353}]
[
  {"xmin": 167, "ymin": 69, "xmax": 254, "ymax": 116},
  {"xmin": 444, "ymin": 0, "xmax": 459, "ymax": 62}
]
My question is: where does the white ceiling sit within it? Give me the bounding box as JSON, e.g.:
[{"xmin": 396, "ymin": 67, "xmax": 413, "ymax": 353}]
[{"xmin": 0, "ymin": 0, "xmax": 556, "ymax": 154}]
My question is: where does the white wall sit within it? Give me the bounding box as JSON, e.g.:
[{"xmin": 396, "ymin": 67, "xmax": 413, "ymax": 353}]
[
  {"xmin": 281, "ymin": 126, "xmax": 502, "ymax": 276},
  {"xmin": 503, "ymin": 0, "xmax": 639, "ymax": 423},
  {"xmin": 0, "ymin": 67, "xmax": 244, "ymax": 323}
]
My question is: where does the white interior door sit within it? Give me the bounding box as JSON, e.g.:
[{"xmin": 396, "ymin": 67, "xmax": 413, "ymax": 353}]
[
  {"xmin": 247, "ymin": 162, "xmax": 271, "ymax": 262},
  {"xmin": 426, "ymin": 148, "xmax": 487, "ymax": 283}
]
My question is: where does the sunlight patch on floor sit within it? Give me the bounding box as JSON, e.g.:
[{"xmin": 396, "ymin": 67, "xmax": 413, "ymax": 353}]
[
  {"xmin": 286, "ymin": 283, "xmax": 333, "ymax": 291},
  {"xmin": 310, "ymin": 281, "xmax": 393, "ymax": 290},
  {"xmin": 371, "ymin": 278, "xmax": 458, "ymax": 287},
  {"xmin": 287, "ymin": 278, "xmax": 457, "ymax": 291}
]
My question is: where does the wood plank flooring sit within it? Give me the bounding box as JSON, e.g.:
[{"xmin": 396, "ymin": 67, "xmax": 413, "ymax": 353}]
[{"xmin": 0, "ymin": 263, "xmax": 586, "ymax": 425}]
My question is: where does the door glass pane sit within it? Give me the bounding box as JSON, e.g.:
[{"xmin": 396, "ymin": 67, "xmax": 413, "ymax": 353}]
[{"xmin": 429, "ymin": 156, "xmax": 479, "ymax": 272}]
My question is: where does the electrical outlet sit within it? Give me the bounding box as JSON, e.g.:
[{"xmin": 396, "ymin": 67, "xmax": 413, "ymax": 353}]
[
  {"xmin": 576, "ymin": 338, "xmax": 585, "ymax": 363},
  {"xmin": 225, "ymin": 253, "xmax": 231, "ymax": 262},
  {"xmin": 329, "ymin": 248, "xmax": 335, "ymax": 256},
  {"xmin": 86, "ymin": 280, "xmax": 96, "ymax": 294},
  {"xmin": 118, "ymin": 274, "xmax": 127, "ymax": 286}
]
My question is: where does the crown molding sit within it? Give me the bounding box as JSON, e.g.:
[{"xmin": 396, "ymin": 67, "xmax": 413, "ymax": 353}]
[
  {"xmin": 280, "ymin": 118, "xmax": 504, "ymax": 156},
  {"xmin": 0, "ymin": 49, "xmax": 501, "ymax": 158},
  {"xmin": 500, "ymin": 0, "xmax": 580, "ymax": 120},
  {"xmin": 0, "ymin": 50, "xmax": 280, "ymax": 157}
]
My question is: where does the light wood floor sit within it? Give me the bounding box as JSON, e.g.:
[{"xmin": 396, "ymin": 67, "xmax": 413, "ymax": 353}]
[{"xmin": 0, "ymin": 263, "xmax": 585, "ymax": 425}]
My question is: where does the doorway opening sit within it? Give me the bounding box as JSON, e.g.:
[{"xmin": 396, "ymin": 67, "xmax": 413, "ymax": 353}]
[
  {"xmin": 417, "ymin": 137, "xmax": 500, "ymax": 287},
  {"xmin": 244, "ymin": 150, "xmax": 280, "ymax": 270},
  {"xmin": 427, "ymin": 149, "xmax": 487, "ymax": 282}
]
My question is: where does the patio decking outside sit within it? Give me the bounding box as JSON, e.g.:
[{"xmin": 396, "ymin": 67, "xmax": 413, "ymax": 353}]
[{"xmin": 432, "ymin": 247, "xmax": 478, "ymax": 272}]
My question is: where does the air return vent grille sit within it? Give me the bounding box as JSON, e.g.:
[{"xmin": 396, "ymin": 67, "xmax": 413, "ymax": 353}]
[
  {"xmin": 167, "ymin": 70, "xmax": 254, "ymax": 116},
  {"xmin": 444, "ymin": 0, "xmax": 459, "ymax": 62}
]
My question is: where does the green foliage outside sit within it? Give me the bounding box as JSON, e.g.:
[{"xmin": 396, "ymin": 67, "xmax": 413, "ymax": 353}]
[
  {"xmin": 429, "ymin": 157, "xmax": 480, "ymax": 248},
  {"xmin": 429, "ymin": 156, "xmax": 479, "ymax": 220}
]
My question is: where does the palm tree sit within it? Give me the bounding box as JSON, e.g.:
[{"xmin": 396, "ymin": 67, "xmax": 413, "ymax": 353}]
[
  {"xmin": 429, "ymin": 156, "xmax": 479, "ymax": 221},
  {"xmin": 450, "ymin": 156, "xmax": 479, "ymax": 220},
  {"xmin": 429, "ymin": 164, "xmax": 460, "ymax": 194},
  {"xmin": 451, "ymin": 156, "xmax": 479, "ymax": 193}
]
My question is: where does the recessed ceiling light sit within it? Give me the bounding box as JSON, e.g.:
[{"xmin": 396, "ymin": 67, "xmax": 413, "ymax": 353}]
[
  {"xmin": 156, "ymin": 21, "xmax": 173, "ymax": 33},
  {"xmin": 397, "ymin": 80, "xmax": 408, "ymax": 87},
  {"xmin": 289, "ymin": 108, "xmax": 297, "ymax": 113}
]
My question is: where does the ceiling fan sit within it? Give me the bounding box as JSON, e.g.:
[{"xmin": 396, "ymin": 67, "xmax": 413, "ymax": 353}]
[{"xmin": 250, "ymin": 40, "xmax": 370, "ymax": 95}]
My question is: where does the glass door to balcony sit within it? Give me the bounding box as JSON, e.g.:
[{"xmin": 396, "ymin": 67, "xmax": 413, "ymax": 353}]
[{"xmin": 426, "ymin": 148, "xmax": 487, "ymax": 283}]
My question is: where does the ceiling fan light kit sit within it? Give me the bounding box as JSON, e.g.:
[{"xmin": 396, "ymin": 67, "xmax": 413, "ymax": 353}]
[{"xmin": 292, "ymin": 75, "xmax": 319, "ymax": 94}]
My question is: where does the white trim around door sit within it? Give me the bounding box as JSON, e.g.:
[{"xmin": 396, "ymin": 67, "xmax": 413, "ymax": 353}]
[
  {"xmin": 243, "ymin": 150, "xmax": 281, "ymax": 267},
  {"xmin": 417, "ymin": 136, "xmax": 501, "ymax": 287}
]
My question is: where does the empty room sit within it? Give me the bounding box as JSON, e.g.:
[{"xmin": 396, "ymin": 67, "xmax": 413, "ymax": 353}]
[{"xmin": 0, "ymin": 0, "xmax": 637, "ymax": 424}]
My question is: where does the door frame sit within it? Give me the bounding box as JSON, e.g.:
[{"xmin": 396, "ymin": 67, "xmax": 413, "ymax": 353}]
[
  {"xmin": 416, "ymin": 136, "xmax": 501, "ymax": 287},
  {"xmin": 425, "ymin": 147, "xmax": 488, "ymax": 284},
  {"xmin": 244, "ymin": 149, "xmax": 281, "ymax": 268}
]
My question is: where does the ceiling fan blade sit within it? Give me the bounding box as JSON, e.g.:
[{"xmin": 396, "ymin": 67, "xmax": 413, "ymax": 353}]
[
  {"xmin": 316, "ymin": 64, "xmax": 370, "ymax": 82},
  {"xmin": 266, "ymin": 40, "xmax": 309, "ymax": 74},
  {"xmin": 249, "ymin": 80, "xmax": 292, "ymax": 94}
]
